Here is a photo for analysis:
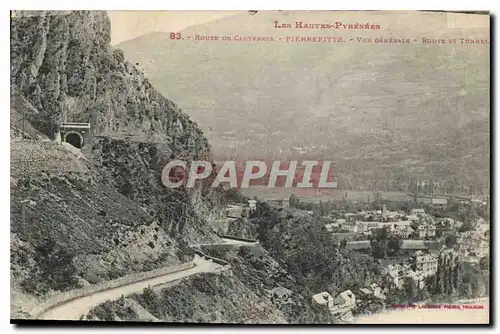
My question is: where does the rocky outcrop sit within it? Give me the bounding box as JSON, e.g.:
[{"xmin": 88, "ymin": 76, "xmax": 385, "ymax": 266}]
[
  {"xmin": 10, "ymin": 10, "xmax": 221, "ymax": 240},
  {"xmin": 10, "ymin": 10, "xmax": 221, "ymax": 317},
  {"xmin": 11, "ymin": 11, "xmax": 210, "ymax": 154}
]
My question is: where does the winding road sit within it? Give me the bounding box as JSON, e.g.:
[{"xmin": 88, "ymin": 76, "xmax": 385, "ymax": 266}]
[{"xmin": 38, "ymin": 237, "xmax": 258, "ymax": 321}]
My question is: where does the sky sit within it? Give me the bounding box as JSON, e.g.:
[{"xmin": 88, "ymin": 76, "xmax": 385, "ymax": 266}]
[{"xmin": 107, "ymin": 10, "xmax": 240, "ymax": 45}]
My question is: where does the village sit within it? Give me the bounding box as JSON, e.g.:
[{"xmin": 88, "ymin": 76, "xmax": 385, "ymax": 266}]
[
  {"xmin": 314, "ymin": 203, "xmax": 490, "ymax": 323},
  {"xmin": 226, "ymin": 194, "xmax": 490, "ymax": 323}
]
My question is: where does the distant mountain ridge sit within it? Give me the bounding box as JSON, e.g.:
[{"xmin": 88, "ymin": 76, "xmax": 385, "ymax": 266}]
[{"xmin": 117, "ymin": 11, "xmax": 489, "ymax": 194}]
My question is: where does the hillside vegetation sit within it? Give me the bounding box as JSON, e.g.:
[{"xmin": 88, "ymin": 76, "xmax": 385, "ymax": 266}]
[{"xmin": 10, "ymin": 10, "xmax": 221, "ymax": 318}]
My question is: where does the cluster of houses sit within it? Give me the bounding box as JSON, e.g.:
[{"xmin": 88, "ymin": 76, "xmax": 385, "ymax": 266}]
[
  {"xmin": 329, "ymin": 206, "xmax": 490, "ymax": 308},
  {"xmin": 312, "ymin": 282, "xmax": 385, "ymax": 323},
  {"xmin": 381, "ymin": 220, "xmax": 490, "ymax": 289},
  {"xmin": 383, "ymin": 248, "xmax": 452, "ymax": 290},
  {"xmin": 223, "ymin": 200, "xmax": 257, "ymax": 218},
  {"xmin": 325, "ymin": 207, "xmax": 470, "ymax": 241},
  {"xmin": 456, "ymin": 220, "xmax": 490, "ymax": 263}
]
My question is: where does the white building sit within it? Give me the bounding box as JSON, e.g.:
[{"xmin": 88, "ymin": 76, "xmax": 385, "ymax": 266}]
[
  {"xmin": 414, "ymin": 251, "xmax": 438, "ymax": 276},
  {"xmin": 394, "ymin": 226, "xmax": 414, "ymax": 239},
  {"xmin": 382, "ymin": 210, "xmax": 400, "ymax": 221},
  {"xmin": 369, "ymin": 283, "xmax": 385, "ymax": 299},
  {"xmin": 406, "ymin": 270, "xmax": 426, "ymax": 289},
  {"xmin": 384, "ymin": 264, "xmax": 403, "ymax": 289},
  {"xmin": 458, "ymin": 234, "xmax": 489, "ymax": 258},
  {"xmin": 248, "ymin": 199, "xmax": 257, "ymax": 212},
  {"xmin": 312, "ymin": 290, "xmax": 357, "ymax": 319},
  {"xmin": 410, "ymin": 208, "xmax": 426, "ymax": 217},
  {"xmin": 225, "ymin": 204, "xmax": 244, "ymax": 217},
  {"xmin": 312, "ymin": 291, "xmax": 334, "ymax": 306},
  {"xmin": 359, "ymin": 283, "xmax": 385, "ymax": 300},
  {"xmin": 356, "ymin": 221, "xmax": 384, "ymax": 233},
  {"xmin": 417, "ymin": 224, "xmax": 436, "ymax": 239},
  {"xmin": 330, "ymin": 290, "xmax": 356, "ymax": 316},
  {"xmin": 324, "ymin": 223, "xmax": 339, "ymax": 232}
]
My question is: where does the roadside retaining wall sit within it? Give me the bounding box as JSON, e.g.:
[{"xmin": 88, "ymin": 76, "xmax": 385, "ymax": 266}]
[
  {"xmin": 192, "ymin": 249, "xmax": 231, "ymax": 267},
  {"xmin": 217, "ymin": 234, "xmax": 258, "ymax": 243},
  {"xmin": 29, "ymin": 234, "xmax": 251, "ymax": 319},
  {"xmin": 29, "ymin": 261, "xmax": 195, "ymax": 319}
]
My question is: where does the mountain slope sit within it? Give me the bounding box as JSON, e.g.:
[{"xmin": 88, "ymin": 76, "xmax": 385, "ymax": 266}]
[
  {"xmin": 10, "ymin": 10, "xmax": 221, "ymax": 318},
  {"xmin": 117, "ymin": 11, "xmax": 490, "ymax": 194}
]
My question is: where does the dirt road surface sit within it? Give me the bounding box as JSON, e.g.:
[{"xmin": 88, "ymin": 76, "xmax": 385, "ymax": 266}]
[
  {"xmin": 40, "ymin": 255, "xmax": 223, "ymax": 320},
  {"xmin": 39, "ymin": 237, "xmax": 256, "ymax": 320}
]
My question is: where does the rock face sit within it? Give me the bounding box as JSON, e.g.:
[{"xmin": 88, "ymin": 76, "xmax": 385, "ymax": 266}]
[
  {"xmin": 10, "ymin": 10, "xmax": 220, "ymax": 242},
  {"xmin": 10, "ymin": 10, "xmax": 221, "ymax": 317},
  {"xmin": 11, "ymin": 11, "xmax": 209, "ymax": 154}
]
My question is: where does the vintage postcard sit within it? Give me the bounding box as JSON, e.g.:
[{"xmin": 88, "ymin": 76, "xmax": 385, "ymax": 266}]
[{"xmin": 10, "ymin": 10, "xmax": 490, "ymax": 324}]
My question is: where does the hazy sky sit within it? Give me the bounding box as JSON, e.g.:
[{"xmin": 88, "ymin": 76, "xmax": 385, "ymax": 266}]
[{"xmin": 107, "ymin": 11, "xmax": 240, "ymax": 45}]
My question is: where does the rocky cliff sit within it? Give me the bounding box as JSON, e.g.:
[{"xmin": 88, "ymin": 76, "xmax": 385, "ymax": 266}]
[
  {"xmin": 10, "ymin": 10, "xmax": 221, "ymax": 317},
  {"xmin": 11, "ymin": 11, "xmax": 209, "ymax": 150}
]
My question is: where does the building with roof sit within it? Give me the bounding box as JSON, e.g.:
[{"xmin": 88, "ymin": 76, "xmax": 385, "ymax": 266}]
[
  {"xmin": 346, "ymin": 240, "xmax": 371, "ymax": 251},
  {"xmin": 401, "ymin": 239, "xmax": 428, "ymax": 251},
  {"xmin": 382, "ymin": 210, "xmax": 400, "ymax": 221},
  {"xmin": 225, "ymin": 204, "xmax": 245, "ymax": 218},
  {"xmin": 312, "ymin": 291, "xmax": 334, "ymax": 306},
  {"xmin": 383, "ymin": 264, "xmax": 404, "ymax": 289},
  {"xmin": 410, "ymin": 208, "xmax": 426, "ymax": 217},
  {"xmin": 405, "ymin": 269, "xmax": 426, "ymax": 289},
  {"xmin": 407, "ymin": 214, "xmax": 419, "ymax": 221},
  {"xmin": 458, "ymin": 234, "xmax": 489, "ymax": 258},
  {"xmin": 431, "ymin": 197, "xmax": 448, "ymax": 206},
  {"xmin": 414, "ymin": 251, "xmax": 438, "ymax": 276},
  {"xmin": 459, "ymin": 254, "xmax": 480, "ymax": 264},
  {"xmin": 394, "ymin": 226, "xmax": 414, "ymax": 239},
  {"xmin": 356, "ymin": 221, "xmax": 384, "ymax": 233},
  {"xmin": 417, "ymin": 224, "xmax": 436, "ymax": 239},
  {"xmin": 368, "ymin": 283, "xmax": 385, "ymax": 299},
  {"xmin": 324, "ymin": 223, "xmax": 338, "ymax": 232},
  {"xmin": 248, "ymin": 199, "xmax": 257, "ymax": 212},
  {"xmin": 330, "ymin": 290, "xmax": 356, "ymax": 316},
  {"xmin": 359, "ymin": 283, "xmax": 384, "ymax": 299},
  {"xmin": 417, "ymin": 197, "xmax": 448, "ymax": 206}
]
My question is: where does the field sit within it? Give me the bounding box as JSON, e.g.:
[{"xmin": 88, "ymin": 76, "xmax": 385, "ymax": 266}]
[{"xmin": 240, "ymin": 186, "xmax": 412, "ymax": 202}]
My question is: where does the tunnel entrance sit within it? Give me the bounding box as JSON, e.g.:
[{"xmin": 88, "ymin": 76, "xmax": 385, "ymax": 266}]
[
  {"xmin": 64, "ymin": 132, "xmax": 84, "ymax": 148},
  {"xmin": 59, "ymin": 122, "xmax": 90, "ymax": 149}
]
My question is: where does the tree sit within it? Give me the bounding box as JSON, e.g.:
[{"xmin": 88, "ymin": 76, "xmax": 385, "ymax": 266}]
[
  {"xmin": 370, "ymin": 227, "xmax": 403, "ymax": 259},
  {"xmin": 479, "ymin": 256, "xmax": 489, "ymax": 271},
  {"xmin": 445, "ymin": 235, "xmax": 457, "ymax": 248},
  {"xmin": 409, "ymin": 255, "xmax": 417, "ymax": 271},
  {"xmin": 452, "ymin": 263, "xmax": 459, "ymax": 291},
  {"xmin": 402, "ymin": 276, "xmax": 417, "ymax": 303},
  {"xmin": 458, "ymin": 221, "xmax": 474, "ymax": 233},
  {"xmin": 387, "ymin": 234, "xmax": 403, "ymax": 256},
  {"xmin": 21, "ymin": 240, "xmax": 80, "ymax": 295},
  {"xmin": 289, "ymin": 194, "xmax": 300, "ymax": 208}
]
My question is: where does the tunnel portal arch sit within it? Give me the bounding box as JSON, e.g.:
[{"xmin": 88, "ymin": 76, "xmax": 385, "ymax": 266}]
[
  {"xmin": 63, "ymin": 131, "xmax": 84, "ymax": 148},
  {"xmin": 60, "ymin": 122, "xmax": 90, "ymax": 149}
]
